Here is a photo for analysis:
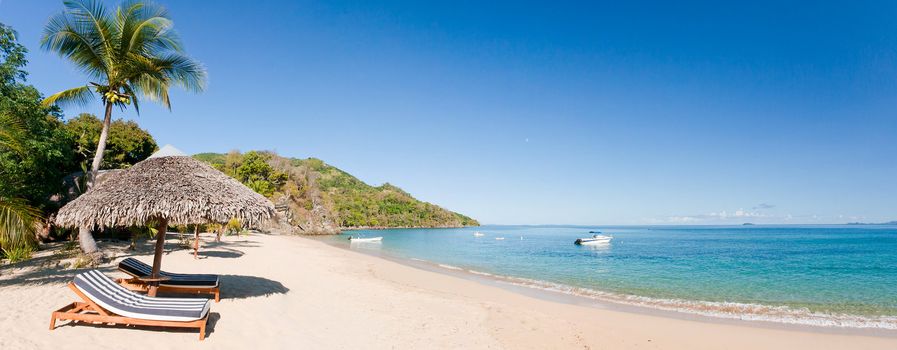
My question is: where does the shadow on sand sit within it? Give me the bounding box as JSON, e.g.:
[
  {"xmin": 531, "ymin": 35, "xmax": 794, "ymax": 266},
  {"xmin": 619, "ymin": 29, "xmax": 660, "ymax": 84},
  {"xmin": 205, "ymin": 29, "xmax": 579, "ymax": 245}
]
[
  {"xmin": 197, "ymin": 249, "xmax": 244, "ymax": 259},
  {"xmin": 0, "ymin": 265, "xmax": 117, "ymax": 288},
  {"xmin": 219, "ymin": 274, "xmax": 289, "ymax": 299}
]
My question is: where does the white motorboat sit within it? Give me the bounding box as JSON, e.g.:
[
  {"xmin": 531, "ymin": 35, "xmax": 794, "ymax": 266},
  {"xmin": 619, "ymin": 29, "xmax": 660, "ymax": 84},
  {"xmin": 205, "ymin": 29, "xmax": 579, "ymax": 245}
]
[
  {"xmin": 473, "ymin": 232, "xmax": 485, "ymax": 237},
  {"xmin": 575, "ymin": 234, "xmax": 612, "ymax": 245},
  {"xmin": 349, "ymin": 236, "xmax": 383, "ymax": 243},
  {"xmin": 495, "ymin": 237, "xmax": 505, "ymax": 240}
]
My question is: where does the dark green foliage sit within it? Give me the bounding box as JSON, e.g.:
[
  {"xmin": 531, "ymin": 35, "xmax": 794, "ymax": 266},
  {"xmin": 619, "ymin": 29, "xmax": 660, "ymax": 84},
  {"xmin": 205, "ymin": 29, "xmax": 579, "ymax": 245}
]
[
  {"xmin": 0, "ymin": 23, "xmax": 26, "ymax": 84},
  {"xmin": 227, "ymin": 151, "xmax": 287, "ymax": 197},
  {"xmin": 0, "ymin": 23, "xmax": 75, "ymax": 211},
  {"xmin": 63, "ymin": 113, "xmax": 157, "ymax": 169},
  {"xmin": 198, "ymin": 151, "xmax": 288, "ymax": 197},
  {"xmin": 1, "ymin": 23, "xmax": 66, "ymax": 255}
]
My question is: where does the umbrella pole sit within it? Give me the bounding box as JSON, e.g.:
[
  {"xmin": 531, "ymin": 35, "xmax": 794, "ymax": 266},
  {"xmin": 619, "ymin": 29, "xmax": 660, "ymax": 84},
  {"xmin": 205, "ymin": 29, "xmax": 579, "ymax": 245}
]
[{"xmin": 148, "ymin": 218, "xmax": 168, "ymax": 297}]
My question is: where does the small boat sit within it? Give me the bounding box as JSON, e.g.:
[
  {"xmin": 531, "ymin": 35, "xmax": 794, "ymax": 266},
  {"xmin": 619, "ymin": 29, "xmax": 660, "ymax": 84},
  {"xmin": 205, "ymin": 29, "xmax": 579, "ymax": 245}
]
[
  {"xmin": 589, "ymin": 230, "xmax": 601, "ymax": 234},
  {"xmin": 473, "ymin": 232, "xmax": 485, "ymax": 237},
  {"xmin": 349, "ymin": 236, "xmax": 383, "ymax": 243},
  {"xmin": 495, "ymin": 237, "xmax": 505, "ymax": 240},
  {"xmin": 575, "ymin": 234, "xmax": 612, "ymax": 245}
]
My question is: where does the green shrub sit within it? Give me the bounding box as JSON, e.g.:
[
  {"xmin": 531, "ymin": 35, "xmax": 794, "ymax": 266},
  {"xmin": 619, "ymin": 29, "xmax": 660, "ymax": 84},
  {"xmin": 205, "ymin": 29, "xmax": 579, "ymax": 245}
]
[{"xmin": 2, "ymin": 245, "xmax": 33, "ymax": 263}]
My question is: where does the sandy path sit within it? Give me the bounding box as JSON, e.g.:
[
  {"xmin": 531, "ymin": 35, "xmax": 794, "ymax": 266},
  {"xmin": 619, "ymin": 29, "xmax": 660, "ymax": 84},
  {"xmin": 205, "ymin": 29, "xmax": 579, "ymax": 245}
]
[{"xmin": 1, "ymin": 233, "xmax": 894, "ymax": 349}]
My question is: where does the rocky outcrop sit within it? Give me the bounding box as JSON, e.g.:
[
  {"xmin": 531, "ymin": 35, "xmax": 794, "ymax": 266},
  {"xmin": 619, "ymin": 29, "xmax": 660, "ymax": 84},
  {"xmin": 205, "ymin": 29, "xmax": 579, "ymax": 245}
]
[{"xmin": 271, "ymin": 194, "xmax": 339, "ymax": 235}]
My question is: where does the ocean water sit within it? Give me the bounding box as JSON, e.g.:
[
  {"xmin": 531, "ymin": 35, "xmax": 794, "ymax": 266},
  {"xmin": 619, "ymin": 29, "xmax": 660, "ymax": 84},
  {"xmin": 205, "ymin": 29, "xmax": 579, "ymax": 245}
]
[{"xmin": 320, "ymin": 225, "xmax": 897, "ymax": 329}]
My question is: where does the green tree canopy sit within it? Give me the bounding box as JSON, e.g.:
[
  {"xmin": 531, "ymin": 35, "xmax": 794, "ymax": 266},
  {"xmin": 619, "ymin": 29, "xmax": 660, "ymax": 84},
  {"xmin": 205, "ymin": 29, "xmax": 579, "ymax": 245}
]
[
  {"xmin": 235, "ymin": 151, "xmax": 287, "ymax": 197},
  {"xmin": 64, "ymin": 113, "xmax": 157, "ymax": 169},
  {"xmin": 0, "ymin": 23, "xmax": 69, "ymax": 254},
  {"xmin": 0, "ymin": 23, "xmax": 75, "ymax": 210}
]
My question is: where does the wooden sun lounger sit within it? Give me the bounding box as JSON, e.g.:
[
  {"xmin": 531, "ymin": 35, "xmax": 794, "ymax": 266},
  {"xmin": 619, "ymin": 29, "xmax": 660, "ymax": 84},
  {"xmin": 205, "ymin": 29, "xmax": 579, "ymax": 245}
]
[
  {"xmin": 116, "ymin": 258, "xmax": 221, "ymax": 302},
  {"xmin": 50, "ymin": 270, "xmax": 211, "ymax": 340}
]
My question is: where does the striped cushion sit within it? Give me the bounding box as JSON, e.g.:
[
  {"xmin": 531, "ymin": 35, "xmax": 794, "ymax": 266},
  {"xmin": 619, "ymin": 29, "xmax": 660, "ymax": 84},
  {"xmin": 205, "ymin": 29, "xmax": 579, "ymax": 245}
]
[
  {"xmin": 119, "ymin": 258, "xmax": 219, "ymax": 288},
  {"xmin": 74, "ymin": 270, "xmax": 210, "ymax": 322}
]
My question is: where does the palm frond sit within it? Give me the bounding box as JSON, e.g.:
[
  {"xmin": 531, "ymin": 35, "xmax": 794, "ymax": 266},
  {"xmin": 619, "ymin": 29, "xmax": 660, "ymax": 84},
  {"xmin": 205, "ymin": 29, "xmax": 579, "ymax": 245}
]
[
  {"xmin": 41, "ymin": 85, "xmax": 94, "ymax": 108},
  {"xmin": 121, "ymin": 83, "xmax": 141, "ymax": 114},
  {"xmin": 153, "ymin": 53, "xmax": 207, "ymax": 93},
  {"xmin": 0, "ymin": 113, "xmax": 27, "ymax": 155},
  {"xmin": 0, "ymin": 197, "xmax": 41, "ymax": 251},
  {"xmin": 120, "ymin": 1, "xmax": 179, "ymax": 56},
  {"xmin": 41, "ymin": 11, "xmax": 108, "ymax": 80},
  {"xmin": 43, "ymin": 0, "xmax": 205, "ymax": 114},
  {"xmin": 116, "ymin": 1, "xmax": 144, "ymax": 56},
  {"xmin": 131, "ymin": 73, "xmax": 171, "ymax": 109},
  {"xmin": 63, "ymin": 0, "xmax": 116, "ymax": 58}
]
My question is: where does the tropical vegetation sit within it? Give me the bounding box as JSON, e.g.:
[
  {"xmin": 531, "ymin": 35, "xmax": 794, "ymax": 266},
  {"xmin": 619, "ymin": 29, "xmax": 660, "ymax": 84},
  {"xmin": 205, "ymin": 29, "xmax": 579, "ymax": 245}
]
[
  {"xmin": 64, "ymin": 113, "xmax": 157, "ymax": 170},
  {"xmin": 40, "ymin": 0, "xmax": 206, "ymax": 253},
  {"xmin": 195, "ymin": 152, "xmax": 479, "ymax": 231},
  {"xmin": 0, "ymin": 23, "xmax": 53, "ymax": 260},
  {"xmin": 0, "ymin": 21, "xmax": 161, "ymax": 261}
]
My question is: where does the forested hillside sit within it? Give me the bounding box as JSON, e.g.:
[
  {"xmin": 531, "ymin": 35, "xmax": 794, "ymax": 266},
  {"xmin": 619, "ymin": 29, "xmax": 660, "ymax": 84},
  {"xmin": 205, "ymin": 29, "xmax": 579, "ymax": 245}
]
[{"xmin": 194, "ymin": 151, "xmax": 479, "ymax": 234}]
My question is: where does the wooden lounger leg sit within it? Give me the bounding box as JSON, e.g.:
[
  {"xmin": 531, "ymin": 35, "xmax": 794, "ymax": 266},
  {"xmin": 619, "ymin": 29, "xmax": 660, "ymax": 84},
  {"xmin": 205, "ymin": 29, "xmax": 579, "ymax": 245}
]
[
  {"xmin": 214, "ymin": 287, "xmax": 220, "ymax": 303},
  {"xmin": 49, "ymin": 314, "xmax": 56, "ymax": 330},
  {"xmin": 199, "ymin": 318, "xmax": 207, "ymax": 340}
]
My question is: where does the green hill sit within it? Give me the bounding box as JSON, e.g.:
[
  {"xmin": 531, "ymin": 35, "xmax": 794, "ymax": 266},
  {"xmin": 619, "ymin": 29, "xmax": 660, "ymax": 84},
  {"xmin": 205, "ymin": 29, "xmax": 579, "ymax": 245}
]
[{"xmin": 194, "ymin": 151, "xmax": 478, "ymax": 234}]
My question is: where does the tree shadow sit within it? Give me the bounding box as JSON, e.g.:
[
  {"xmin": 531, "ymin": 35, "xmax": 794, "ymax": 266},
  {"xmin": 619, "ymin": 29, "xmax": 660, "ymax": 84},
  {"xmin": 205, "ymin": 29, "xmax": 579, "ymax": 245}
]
[
  {"xmin": 0, "ymin": 266, "xmax": 116, "ymax": 288},
  {"xmin": 219, "ymin": 274, "xmax": 289, "ymax": 299},
  {"xmin": 202, "ymin": 240, "xmax": 261, "ymax": 249},
  {"xmin": 197, "ymin": 250, "xmax": 244, "ymax": 259}
]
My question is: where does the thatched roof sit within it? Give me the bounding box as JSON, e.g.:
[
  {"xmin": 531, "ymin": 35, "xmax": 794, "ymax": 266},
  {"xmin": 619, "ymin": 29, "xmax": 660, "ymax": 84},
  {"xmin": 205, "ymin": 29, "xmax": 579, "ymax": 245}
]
[{"xmin": 55, "ymin": 146, "xmax": 275, "ymax": 229}]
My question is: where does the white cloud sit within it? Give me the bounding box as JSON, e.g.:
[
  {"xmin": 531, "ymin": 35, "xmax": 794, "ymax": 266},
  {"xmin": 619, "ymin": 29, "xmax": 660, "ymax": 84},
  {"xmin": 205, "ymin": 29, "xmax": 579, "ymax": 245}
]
[{"xmin": 656, "ymin": 209, "xmax": 866, "ymax": 224}]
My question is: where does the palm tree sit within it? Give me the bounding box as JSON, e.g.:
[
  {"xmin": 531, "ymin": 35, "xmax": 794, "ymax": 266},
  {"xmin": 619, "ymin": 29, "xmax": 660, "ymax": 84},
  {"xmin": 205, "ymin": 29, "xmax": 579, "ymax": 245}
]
[
  {"xmin": 0, "ymin": 113, "xmax": 41, "ymax": 257},
  {"xmin": 41, "ymin": 0, "xmax": 206, "ymax": 254}
]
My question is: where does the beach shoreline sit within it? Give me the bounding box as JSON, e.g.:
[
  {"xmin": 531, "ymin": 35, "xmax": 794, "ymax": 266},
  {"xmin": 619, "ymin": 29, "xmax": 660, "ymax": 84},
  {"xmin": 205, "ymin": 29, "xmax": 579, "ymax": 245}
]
[
  {"xmin": 329, "ymin": 238, "xmax": 897, "ymax": 338},
  {"xmin": 2, "ymin": 232, "xmax": 895, "ymax": 349}
]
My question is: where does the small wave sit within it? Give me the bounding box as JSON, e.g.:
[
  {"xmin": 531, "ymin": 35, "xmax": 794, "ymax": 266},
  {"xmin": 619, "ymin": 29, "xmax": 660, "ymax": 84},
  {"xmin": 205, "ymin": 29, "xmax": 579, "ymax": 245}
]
[
  {"xmin": 496, "ymin": 276, "xmax": 897, "ymax": 330},
  {"xmin": 468, "ymin": 270, "xmax": 494, "ymax": 277},
  {"xmin": 437, "ymin": 263, "xmax": 464, "ymax": 271},
  {"xmin": 398, "ymin": 256, "xmax": 897, "ymax": 329}
]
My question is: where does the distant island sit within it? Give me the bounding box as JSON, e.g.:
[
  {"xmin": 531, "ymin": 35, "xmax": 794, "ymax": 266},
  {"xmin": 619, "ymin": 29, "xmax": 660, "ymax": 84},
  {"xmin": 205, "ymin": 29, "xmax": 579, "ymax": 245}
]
[
  {"xmin": 846, "ymin": 221, "xmax": 897, "ymax": 225},
  {"xmin": 194, "ymin": 151, "xmax": 479, "ymax": 234}
]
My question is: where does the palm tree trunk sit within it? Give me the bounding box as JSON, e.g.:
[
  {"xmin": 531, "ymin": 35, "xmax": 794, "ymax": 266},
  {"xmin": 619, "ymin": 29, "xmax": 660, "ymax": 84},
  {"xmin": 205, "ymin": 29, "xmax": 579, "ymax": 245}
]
[
  {"xmin": 78, "ymin": 226, "xmax": 98, "ymax": 254},
  {"xmin": 78, "ymin": 102, "xmax": 113, "ymax": 255},
  {"xmin": 88, "ymin": 102, "xmax": 114, "ymax": 187}
]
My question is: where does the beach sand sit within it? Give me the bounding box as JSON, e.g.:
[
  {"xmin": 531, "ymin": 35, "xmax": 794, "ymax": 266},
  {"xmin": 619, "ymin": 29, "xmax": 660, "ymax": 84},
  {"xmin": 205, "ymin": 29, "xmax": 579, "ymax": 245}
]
[{"xmin": 1, "ymin": 233, "xmax": 894, "ymax": 349}]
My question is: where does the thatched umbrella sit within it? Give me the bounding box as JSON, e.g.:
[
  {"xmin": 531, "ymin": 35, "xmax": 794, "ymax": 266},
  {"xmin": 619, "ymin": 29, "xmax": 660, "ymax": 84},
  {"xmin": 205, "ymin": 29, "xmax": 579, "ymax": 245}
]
[{"xmin": 56, "ymin": 145, "xmax": 275, "ymax": 295}]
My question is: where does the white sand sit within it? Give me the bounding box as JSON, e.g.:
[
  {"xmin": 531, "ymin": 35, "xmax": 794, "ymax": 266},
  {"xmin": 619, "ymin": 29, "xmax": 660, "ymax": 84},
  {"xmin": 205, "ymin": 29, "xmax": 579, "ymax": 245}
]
[{"xmin": 1, "ymin": 233, "xmax": 895, "ymax": 349}]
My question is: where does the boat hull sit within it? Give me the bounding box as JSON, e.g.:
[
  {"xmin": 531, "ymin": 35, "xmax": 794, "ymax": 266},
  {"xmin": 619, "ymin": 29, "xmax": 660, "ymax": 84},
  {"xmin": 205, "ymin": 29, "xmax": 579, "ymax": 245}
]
[
  {"xmin": 350, "ymin": 237, "xmax": 383, "ymax": 243},
  {"xmin": 575, "ymin": 237, "xmax": 612, "ymax": 245}
]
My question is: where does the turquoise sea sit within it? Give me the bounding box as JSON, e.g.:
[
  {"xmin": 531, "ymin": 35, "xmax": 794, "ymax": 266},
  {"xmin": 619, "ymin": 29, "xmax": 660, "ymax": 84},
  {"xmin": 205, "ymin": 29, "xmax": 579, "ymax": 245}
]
[{"xmin": 321, "ymin": 225, "xmax": 897, "ymax": 329}]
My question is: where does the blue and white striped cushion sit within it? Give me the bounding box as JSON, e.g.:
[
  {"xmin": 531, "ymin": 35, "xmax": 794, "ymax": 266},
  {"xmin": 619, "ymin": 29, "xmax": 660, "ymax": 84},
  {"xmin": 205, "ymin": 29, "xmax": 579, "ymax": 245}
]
[
  {"xmin": 119, "ymin": 258, "xmax": 219, "ymax": 288},
  {"xmin": 73, "ymin": 270, "xmax": 211, "ymax": 322}
]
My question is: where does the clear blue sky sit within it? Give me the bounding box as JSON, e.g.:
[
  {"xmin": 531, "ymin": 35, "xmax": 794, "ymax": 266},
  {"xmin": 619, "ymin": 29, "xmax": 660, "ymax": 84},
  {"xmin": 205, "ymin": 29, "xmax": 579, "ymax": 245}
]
[{"xmin": 2, "ymin": 1, "xmax": 895, "ymax": 225}]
